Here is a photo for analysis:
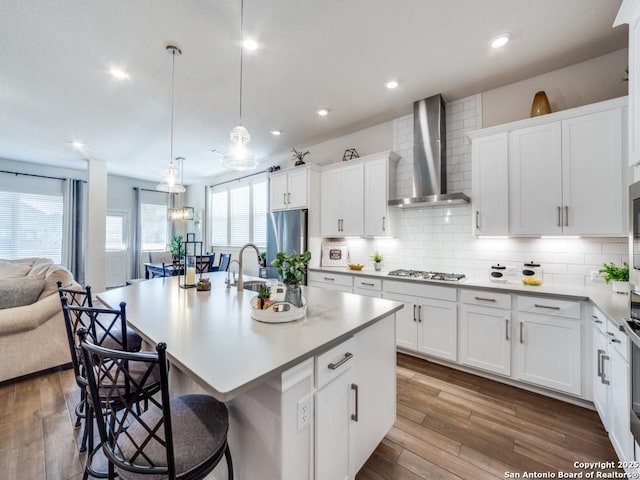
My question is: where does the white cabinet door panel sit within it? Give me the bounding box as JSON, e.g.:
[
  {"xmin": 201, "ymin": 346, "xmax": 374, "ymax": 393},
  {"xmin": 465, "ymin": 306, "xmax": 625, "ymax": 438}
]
[
  {"xmin": 321, "ymin": 168, "xmax": 343, "ymax": 236},
  {"xmin": 460, "ymin": 304, "xmax": 511, "ymax": 376},
  {"xmin": 364, "ymin": 157, "xmax": 388, "ymax": 237},
  {"xmin": 592, "ymin": 327, "xmax": 609, "ymax": 429},
  {"xmin": 287, "ymin": 168, "xmax": 308, "ymax": 209},
  {"xmin": 417, "ymin": 299, "xmax": 457, "ymax": 362},
  {"xmin": 269, "ymin": 173, "xmax": 289, "ymax": 211},
  {"xmin": 340, "ymin": 163, "xmax": 364, "ymax": 236},
  {"xmin": 609, "ymin": 347, "xmax": 633, "ymax": 462},
  {"xmin": 384, "ymin": 292, "xmax": 417, "ymax": 350},
  {"xmin": 508, "ymin": 122, "xmax": 562, "ymax": 235},
  {"xmin": 562, "ymin": 109, "xmax": 624, "ymax": 235}
]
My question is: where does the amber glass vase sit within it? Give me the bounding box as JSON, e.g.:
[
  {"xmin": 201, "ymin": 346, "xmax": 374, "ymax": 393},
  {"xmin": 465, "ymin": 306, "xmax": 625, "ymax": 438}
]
[{"xmin": 530, "ymin": 91, "xmax": 552, "ymax": 117}]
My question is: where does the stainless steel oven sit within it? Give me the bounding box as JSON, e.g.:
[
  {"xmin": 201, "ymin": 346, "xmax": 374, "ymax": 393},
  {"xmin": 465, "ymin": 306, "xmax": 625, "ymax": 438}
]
[{"xmin": 629, "ymin": 181, "xmax": 640, "ymax": 445}]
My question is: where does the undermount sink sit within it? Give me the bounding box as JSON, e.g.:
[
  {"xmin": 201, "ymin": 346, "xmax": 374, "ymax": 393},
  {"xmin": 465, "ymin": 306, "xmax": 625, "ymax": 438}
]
[{"xmin": 243, "ymin": 281, "xmax": 267, "ymax": 292}]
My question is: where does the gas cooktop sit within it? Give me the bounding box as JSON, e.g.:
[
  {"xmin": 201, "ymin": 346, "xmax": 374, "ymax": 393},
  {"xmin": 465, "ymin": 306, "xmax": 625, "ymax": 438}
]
[{"xmin": 387, "ymin": 269, "xmax": 466, "ymax": 282}]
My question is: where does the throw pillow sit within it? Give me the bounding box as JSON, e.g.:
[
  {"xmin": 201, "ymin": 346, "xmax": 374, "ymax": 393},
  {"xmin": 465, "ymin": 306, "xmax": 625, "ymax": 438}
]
[
  {"xmin": 0, "ymin": 276, "xmax": 46, "ymax": 310},
  {"xmin": 28, "ymin": 258, "xmax": 54, "ymax": 277},
  {"xmin": 0, "ymin": 260, "xmax": 30, "ymax": 279},
  {"xmin": 39, "ymin": 265, "xmax": 74, "ymax": 300}
]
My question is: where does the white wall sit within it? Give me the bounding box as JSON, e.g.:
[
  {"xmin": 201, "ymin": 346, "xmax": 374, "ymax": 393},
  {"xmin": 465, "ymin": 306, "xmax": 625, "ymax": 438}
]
[{"xmin": 482, "ymin": 48, "xmax": 628, "ymax": 127}]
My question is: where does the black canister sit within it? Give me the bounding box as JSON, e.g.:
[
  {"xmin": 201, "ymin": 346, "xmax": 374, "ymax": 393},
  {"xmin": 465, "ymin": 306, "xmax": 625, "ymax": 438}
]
[{"xmin": 490, "ymin": 264, "xmax": 507, "ymax": 283}]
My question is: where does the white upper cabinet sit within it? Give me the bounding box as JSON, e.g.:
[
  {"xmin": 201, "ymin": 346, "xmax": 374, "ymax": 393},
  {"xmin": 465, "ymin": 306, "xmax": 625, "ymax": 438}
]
[
  {"xmin": 615, "ymin": 0, "xmax": 640, "ymax": 166},
  {"xmin": 509, "ymin": 122, "xmax": 563, "ymax": 236},
  {"xmin": 471, "ymin": 133, "xmax": 509, "ymax": 236},
  {"xmin": 268, "ymin": 165, "xmax": 318, "ymax": 212},
  {"xmin": 561, "ymin": 109, "xmax": 624, "ymax": 235},
  {"xmin": 321, "ymin": 163, "xmax": 364, "ymax": 237},
  {"xmin": 471, "ymin": 97, "xmax": 627, "ymax": 237},
  {"xmin": 364, "ymin": 152, "xmax": 399, "ymax": 237}
]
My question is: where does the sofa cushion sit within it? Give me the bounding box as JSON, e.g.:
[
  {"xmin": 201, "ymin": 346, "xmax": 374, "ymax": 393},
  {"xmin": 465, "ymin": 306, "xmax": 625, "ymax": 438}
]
[
  {"xmin": 39, "ymin": 265, "xmax": 74, "ymax": 300},
  {"xmin": 28, "ymin": 258, "xmax": 55, "ymax": 277},
  {"xmin": 0, "ymin": 276, "xmax": 45, "ymax": 310},
  {"xmin": 0, "ymin": 260, "xmax": 30, "ymax": 279}
]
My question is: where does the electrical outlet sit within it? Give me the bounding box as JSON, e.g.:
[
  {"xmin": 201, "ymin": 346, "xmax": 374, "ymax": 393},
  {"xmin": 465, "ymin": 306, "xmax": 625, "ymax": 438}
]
[
  {"xmin": 591, "ymin": 271, "xmax": 606, "ymax": 283},
  {"xmin": 297, "ymin": 395, "xmax": 311, "ymax": 431}
]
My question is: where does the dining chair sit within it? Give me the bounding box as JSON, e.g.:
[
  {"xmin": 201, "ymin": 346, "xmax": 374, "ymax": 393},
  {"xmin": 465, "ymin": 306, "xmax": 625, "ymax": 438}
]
[
  {"xmin": 211, "ymin": 253, "xmax": 232, "ymax": 272},
  {"xmin": 78, "ymin": 329, "xmax": 234, "ymax": 480},
  {"xmin": 60, "ymin": 300, "xmax": 150, "ymax": 479},
  {"xmin": 57, "ymin": 282, "xmax": 93, "ymax": 449},
  {"xmin": 195, "ymin": 255, "xmax": 214, "ymax": 273}
]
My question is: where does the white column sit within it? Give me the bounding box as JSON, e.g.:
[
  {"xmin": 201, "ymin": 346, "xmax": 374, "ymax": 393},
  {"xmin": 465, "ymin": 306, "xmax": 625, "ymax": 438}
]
[{"xmin": 86, "ymin": 158, "xmax": 107, "ymax": 292}]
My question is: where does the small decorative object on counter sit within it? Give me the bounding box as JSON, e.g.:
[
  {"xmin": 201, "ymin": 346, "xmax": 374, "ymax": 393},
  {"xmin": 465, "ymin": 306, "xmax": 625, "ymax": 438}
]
[
  {"xmin": 599, "ymin": 261, "xmax": 630, "ymax": 294},
  {"xmin": 256, "ymin": 284, "xmax": 272, "ymax": 309},
  {"xmin": 372, "ymin": 251, "xmax": 383, "ymax": 271},
  {"xmin": 196, "ymin": 277, "xmax": 211, "ymax": 291},
  {"xmin": 259, "ymin": 251, "xmax": 268, "ymax": 278},
  {"xmin": 490, "ymin": 264, "xmax": 507, "ymax": 283},
  {"xmin": 522, "ymin": 261, "xmax": 543, "ymax": 286},
  {"xmin": 343, "ymin": 148, "xmax": 359, "ymax": 162},
  {"xmin": 271, "ymin": 250, "xmax": 311, "ymax": 308},
  {"xmin": 348, "ymin": 263, "xmax": 364, "ymax": 271},
  {"xmin": 291, "ymin": 148, "xmax": 309, "ymax": 166},
  {"xmin": 180, "ymin": 233, "xmax": 203, "ymax": 289},
  {"xmin": 530, "ymin": 91, "xmax": 552, "ymax": 117},
  {"xmin": 267, "ymin": 165, "xmax": 281, "ymax": 173}
]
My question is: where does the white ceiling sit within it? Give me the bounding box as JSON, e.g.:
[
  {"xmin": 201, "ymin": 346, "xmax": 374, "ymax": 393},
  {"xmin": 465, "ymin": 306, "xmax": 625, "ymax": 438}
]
[{"xmin": 0, "ymin": 0, "xmax": 627, "ymax": 184}]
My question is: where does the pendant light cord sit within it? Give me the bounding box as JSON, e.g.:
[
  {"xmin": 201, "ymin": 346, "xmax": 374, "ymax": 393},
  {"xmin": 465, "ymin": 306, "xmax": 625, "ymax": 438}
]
[
  {"xmin": 170, "ymin": 48, "xmax": 176, "ymax": 164},
  {"xmin": 239, "ymin": 0, "xmax": 245, "ymax": 125}
]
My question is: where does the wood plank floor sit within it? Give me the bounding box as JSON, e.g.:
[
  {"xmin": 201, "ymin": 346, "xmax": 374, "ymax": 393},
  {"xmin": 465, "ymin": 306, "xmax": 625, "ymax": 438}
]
[{"xmin": 0, "ymin": 353, "xmax": 618, "ymax": 480}]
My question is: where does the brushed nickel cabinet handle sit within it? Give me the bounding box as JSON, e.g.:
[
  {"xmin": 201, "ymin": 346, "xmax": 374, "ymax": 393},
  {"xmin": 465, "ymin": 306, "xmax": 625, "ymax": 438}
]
[
  {"xmin": 361, "ymin": 282, "xmax": 375, "ymax": 287},
  {"xmin": 505, "ymin": 319, "xmax": 509, "ymax": 341},
  {"xmin": 287, "ymin": 192, "xmax": 291, "ymax": 204},
  {"xmin": 418, "ymin": 305, "xmax": 422, "ymax": 323},
  {"xmin": 382, "ymin": 216, "xmax": 386, "ymax": 232},
  {"xmin": 351, "ymin": 383, "xmax": 359, "ymax": 422},
  {"xmin": 413, "ymin": 305, "xmax": 417, "ymax": 322},
  {"xmin": 564, "ymin": 206, "xmax": 569, "ymax": 227},
  {"xmin": 534, "ymin": 304, "xmax": 560, "ymax": 310},
  {"xmin": 328, "ymin": 352, "xmax": 353, "ymax": 370},
  {"xmin": 597, "ymin": 348, "xmax": 604, "ymax": 378},
  {"xmin": 601, "ymin": 355, "xmax": 610, "ymax": 385},
  {"xmin": 323, "ymin": 277, "xmax": 335, "ymax": 281},
  {"xmin": 557, "ymin": 206, "xmax": 561, "ymax": 227},
  {"xmin": 475, "ymin": 296, "xmax": 496, "ymax": 302},
  {"xmin": 283, "ymin": 193, "xmax": 287, "ymax": 205},
  {"xmin": 476, "ymin": 210, "xmax": 480, "ymax": 230},
  {"xmin": 520, "ymin": 321, "xmax": 524, "ymax": 344}
]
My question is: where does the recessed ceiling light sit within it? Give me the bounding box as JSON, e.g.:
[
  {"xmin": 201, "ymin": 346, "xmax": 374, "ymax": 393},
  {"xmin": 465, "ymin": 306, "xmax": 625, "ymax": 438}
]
[
  {"xmin": 109, "ymin": 67, "xmax": 130, "ymax": 80},
  {"xmin": 317, "ymin": 108, "xmax": 329, "ymax": 117},
  {"xmin": 243, "ymin": 39, "xmax": 258, "ymax": 51},
  {"xmin": 490, "ymin": 33, "xmax": 510, "ymax": 49},
  {"xmin": 270, "ymin": 130, "xmax": 282, "ymax": 136},
  {"xmin": 71, "ymin": 141, "xmax": 84, "ymax": 150},
  {"xmin": 385, "ymin": 80, "xmax": 399, "ymax": 89}
]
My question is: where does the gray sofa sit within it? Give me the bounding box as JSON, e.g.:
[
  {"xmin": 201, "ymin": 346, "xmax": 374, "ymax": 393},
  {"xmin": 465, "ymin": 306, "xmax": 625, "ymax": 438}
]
[{"xmin": 0, "ymin": 258, "xmax": 78, "ymax": 383}]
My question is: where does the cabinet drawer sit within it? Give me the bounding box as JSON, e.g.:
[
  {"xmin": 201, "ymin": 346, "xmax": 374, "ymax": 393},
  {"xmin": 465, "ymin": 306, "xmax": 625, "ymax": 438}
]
[
  {"xmin": 460, "ymin": 289, "xmax": 510, "ymax": 309},
  {"xmin": 353, "ymin": 277, "xmax": 382, "ymax": 291},
  {"xmin": 517, "ymin": 296, "xmax": 580, "ymax": 319},
  {"xmin": 592, "ymin": 307, "xmax": 607, "ymax": 335},
  {"xmin": 308, "ymin": 271, "xmax": 353, "ymax": 287},
  {"xmin": 315, "ymin": 337, "xmax": 356, "ymax": 389},
  {"xmin": 606, "ymin": 318, "xmax": 629, "ymax": 363},
  {"xmin": 383, "ymin": 280, "xmax": 457, "ymax": 301}
]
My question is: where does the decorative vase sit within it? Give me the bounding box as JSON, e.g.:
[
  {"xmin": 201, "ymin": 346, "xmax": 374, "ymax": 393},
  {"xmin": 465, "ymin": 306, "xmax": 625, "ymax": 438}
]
[
  {"xmin": 374, "ymin": 262, "xmax": 382, "ymax": 272},
  {"xmin": 612, "ymin": 280, "xmax": 630, "ymax": 294},
  {"xmin": 530, "ymin": 91, "xmax": 552, "ymax": 117},
  {"xmin": 284, "ymin": 283, "xmax": 303, "ymax": 307}
]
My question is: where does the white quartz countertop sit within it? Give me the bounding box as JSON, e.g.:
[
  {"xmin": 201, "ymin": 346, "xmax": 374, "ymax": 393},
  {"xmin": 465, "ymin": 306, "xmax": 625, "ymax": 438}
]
[
  {"xmin": 97, "ymin": 273, "xmax": 403, "ymax": 401},
  {"xmin": 309, "ymin": 266, "xmax": 630, "ymax": 330}
]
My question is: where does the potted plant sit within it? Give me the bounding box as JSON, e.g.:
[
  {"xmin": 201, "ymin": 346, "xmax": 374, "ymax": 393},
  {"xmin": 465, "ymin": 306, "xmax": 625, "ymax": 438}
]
[
  {"xmin": 291, "ymin": 148, "xmax": 310, "ymax": 166},
  {"xmin": 169, "ymin": 234, "xmax": 184, "ymax": 263},
  {"xmin": 256, "ymin": 284, "xmax": 271, "ymax": 310},
  {"xmin": 271, "ymin": 250, "xmax": 311, "ymax": 307},
  {"xmin": 599, "ymin": 261, "xmax": 630, "ymax": 294},
  {"xmin": 372, "ymin": 251, "xmax": 383, "ymax": 271}
]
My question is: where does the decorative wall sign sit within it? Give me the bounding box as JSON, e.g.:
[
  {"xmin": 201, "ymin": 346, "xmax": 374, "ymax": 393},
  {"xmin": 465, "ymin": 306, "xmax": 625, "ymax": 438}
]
[{"xmin": 321, "ymin": 242, "xmax": 350, "ymax": 267}]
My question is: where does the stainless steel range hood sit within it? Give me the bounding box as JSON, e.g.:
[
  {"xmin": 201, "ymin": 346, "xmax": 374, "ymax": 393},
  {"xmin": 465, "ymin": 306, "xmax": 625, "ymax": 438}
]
[{"xmin": 388, "ymin": 94, "xmax": 470, "ymax": 208}]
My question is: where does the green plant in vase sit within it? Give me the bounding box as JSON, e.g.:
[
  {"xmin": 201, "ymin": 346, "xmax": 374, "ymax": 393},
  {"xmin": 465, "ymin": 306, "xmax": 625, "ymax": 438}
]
[
  {"xmin": 256, "ymin": 284, "xmax": 271, "ymax": 310},
  {"xmin": 169, "ymin": 234, "xmax": 184, "ymax": 263},
  {"xmin": 599, "ymin": 261, "xmax": 630, "ymax": 294},
  {"xmin": 372, "ymin": 251, "xmax": 383, "ymax": 271},
  {"xmin": 271, "ymin": 250, "xmax": 311, "ymax": 307}
]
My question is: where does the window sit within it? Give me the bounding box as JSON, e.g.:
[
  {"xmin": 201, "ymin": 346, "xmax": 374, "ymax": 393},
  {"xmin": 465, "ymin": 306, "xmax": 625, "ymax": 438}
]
[
  {"xmin": 0, "ymin": 173, "xmax": 65, "ymax": 263},
  {"xmin": 141, "ymin": 202, "xmax": 168, "ymax": 251},
  {"xmin": 105, "ymin": 214, "xmax": 126, "ymax": 251},
  {"xmin": 210, "ymin": 176, "xmax": 267, "ymax": 249}
]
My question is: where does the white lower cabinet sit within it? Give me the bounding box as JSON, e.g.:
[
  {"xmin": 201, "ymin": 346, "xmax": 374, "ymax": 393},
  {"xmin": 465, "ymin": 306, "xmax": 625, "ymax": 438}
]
[
  {"xmin": 592, "ymin": 307, "xmax": 633, "ymax": 463},
  {"xmin": 515, "ymin": 296, "xmax": 582, "ymax": 396},
  {"xmin": 314, "ymin": 315, "xmax": 396, "ymax": 479},
  {"xmin": 459, "ymin": 290, "xmax": 512, "ymax": 377},
  {"xmin": 308, "ymin": 271, "xmax": 354, "ymax": 293},
  {"xmin": 384, "ymin": 280, "xmax": 457, "ymax": 362}
]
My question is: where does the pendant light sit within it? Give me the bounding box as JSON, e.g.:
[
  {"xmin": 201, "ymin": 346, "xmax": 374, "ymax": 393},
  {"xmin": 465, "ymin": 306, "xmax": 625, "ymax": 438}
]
[
  {"xmin": 157, "ymin": 45, "xmax": 186, "ymax": 194},
  {"xmin": 167, "ymin": 157, "xmax": 194, "ymax": 221},
  {"xmin": 222, "ymin": 0, "xmax": 258, "ymax": 171}
]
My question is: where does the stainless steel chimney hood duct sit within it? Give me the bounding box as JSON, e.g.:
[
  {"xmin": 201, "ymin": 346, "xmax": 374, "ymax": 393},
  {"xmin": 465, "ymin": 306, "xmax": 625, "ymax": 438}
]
[{"xmin": 388, "ymin": 94, "xmax": 470, "ymax": 207}]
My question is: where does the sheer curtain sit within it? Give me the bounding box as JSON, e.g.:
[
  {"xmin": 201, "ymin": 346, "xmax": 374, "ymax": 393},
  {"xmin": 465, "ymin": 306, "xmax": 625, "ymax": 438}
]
[{"xmin": 62, "ymin": 178, "xmax": 87, "ymax": 284}]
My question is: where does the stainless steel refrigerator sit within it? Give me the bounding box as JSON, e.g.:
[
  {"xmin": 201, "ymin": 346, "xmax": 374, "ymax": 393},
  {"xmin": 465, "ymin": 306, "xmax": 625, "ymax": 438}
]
[{"xmin": 266, "ymin": 209, "xmax": 308, "ymax": 284}]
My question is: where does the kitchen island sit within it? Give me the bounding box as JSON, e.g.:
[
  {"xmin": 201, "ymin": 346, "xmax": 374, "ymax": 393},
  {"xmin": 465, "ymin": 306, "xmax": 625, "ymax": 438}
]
[{"xmin": 98, "ymin": 273, "xmax": 403, "ymax": 480}]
